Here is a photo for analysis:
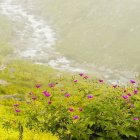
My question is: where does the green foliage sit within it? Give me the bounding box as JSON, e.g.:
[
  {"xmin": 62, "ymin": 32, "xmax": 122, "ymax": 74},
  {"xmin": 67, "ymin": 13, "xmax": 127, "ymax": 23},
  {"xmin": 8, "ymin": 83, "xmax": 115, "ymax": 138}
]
[{"xmin": 1, "ymin": 71, "xmax": 139, "ymax": 140}]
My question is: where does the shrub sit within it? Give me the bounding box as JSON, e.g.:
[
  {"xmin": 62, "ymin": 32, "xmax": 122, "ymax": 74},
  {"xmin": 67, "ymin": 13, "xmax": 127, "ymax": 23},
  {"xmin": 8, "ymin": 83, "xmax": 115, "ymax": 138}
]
[{"xmin": 2, "ymin": 74, "xmax": 140, "ymax": 140}]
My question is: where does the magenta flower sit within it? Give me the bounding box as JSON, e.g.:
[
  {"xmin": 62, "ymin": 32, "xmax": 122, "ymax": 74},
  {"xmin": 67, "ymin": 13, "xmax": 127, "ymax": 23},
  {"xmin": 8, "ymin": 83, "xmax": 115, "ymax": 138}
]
[
  {"xmin": 87, "ymin": 95, "xmax": 93, "ymax": 99},
  {"xmin": 35, "ymin": 84, "xmax": 41, "ymax": 88},
  {"xmin": 48, "ymin": 101, "xmax": 52, "ymax": 104},
  {"xmin": 79, "ymin": 108, "xmax": 83, "ymax": 111},
  {"xmin": 13, "ymin": 104, "xmax": 19, "ymax": 107},
  {"xmin": 84, "ymin": 75, "xmax": 89, "ymax": 79},
  {"xmin": 74, "ymin": 79, "xmax": 78, "ymax": 83},
  {"xmin": 127, "ymin": 93, "xmax": 132, "ymax": 96},
  {"xmin": 73, "ymin": 115, "xmax": 79, "ymax": 120},
  {"xmin": 79, "ymin": 73, "xmax": 84, "ymax": 77},
  {"xmin": 42, "ymin": 91, "xmax": 51, "ymax": 97},
  {"xmin": 130, "ymin": 80, "xmax": 136, "ymax": 84},
  {"xmin": 65, "ymin": 93, "xmax": 71, "ymax": 98},
  {"xmin": 48, "ymin": 83, "xmax": 55, "ymax": 88},
  {"xmin": 15, "ymin": 109, "xmax": 21, "ymax": 113},
  {"xmin": 134, "ymin": 90, "xmax": 138, "ymax": 94},
  {"xmin": 68, "ymin": 108, "xmax": 74, "ymax": 112},
  {"xmin": 133, "ymin": 118, "xmax": 139, "ymax": 121},
  {"xmin": 99, "ymin": 79, "xmax": 104, "ymax": 83},
  {"xmin": 122, "ymin": 95, "xmax": 129, "ymax": 99}
]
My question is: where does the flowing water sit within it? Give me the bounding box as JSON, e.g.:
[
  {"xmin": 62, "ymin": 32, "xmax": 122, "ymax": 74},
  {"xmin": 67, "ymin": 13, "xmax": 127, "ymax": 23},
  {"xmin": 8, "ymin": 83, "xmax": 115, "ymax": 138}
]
[
  {"xmin": 0, "ymin": 0, "xmax": 140, "ymax": 84},
  {"xmin": 0, "ymin": 0, "xmax": 83, "ymax": 72}
]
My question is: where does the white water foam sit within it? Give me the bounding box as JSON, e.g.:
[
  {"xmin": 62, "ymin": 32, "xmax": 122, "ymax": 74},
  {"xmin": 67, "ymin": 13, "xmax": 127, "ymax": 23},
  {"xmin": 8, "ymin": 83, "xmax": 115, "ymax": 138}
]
[{"xmin": 0, "ymin": 0, "xmax": 83, "ymax": 72}]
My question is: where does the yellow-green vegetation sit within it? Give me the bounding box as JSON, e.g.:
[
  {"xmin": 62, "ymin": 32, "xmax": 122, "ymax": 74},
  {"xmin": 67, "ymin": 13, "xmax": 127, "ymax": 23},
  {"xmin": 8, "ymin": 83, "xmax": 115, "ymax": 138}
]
[
  {"xmin": 0, "ymin": 61, "xmax": 64, "ymax": 139},
  {"xmin": 0, "ymin": 106, "xmax": 58, "ymax": 140},
  {"xmin": 0, "ymin": 60, "xmax": 66, "ymax": 96},
  {"xmin": 0, "ymin": 61, "xmax": 139, "ymax": 139}
]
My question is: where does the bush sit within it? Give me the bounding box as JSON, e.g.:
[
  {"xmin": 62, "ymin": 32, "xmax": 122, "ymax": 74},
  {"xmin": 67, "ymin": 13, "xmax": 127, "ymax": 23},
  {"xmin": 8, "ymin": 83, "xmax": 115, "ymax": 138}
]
[{"xmin": 2, "ymin": 74, "xmax": 140, "ymax": 140}]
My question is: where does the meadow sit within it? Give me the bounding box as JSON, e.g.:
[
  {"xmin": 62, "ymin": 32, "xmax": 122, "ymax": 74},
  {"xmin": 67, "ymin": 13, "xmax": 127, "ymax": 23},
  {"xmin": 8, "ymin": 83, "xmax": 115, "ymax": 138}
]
[{"xmin": 0, "ymin": 60, "xmax": 140, "ymax": 140}]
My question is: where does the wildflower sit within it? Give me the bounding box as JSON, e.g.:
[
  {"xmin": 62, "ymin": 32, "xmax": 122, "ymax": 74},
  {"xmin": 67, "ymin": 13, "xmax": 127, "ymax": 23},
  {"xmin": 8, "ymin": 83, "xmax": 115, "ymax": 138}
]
[
  {"xmin": 65, "ymin": 93, "xmax": 71, "ymax": 98},
  {"xmin": 48, "ymin": 100, "xmax": 52, "ymax": 104},
  {"xmin": 79, "ymin": 73, "xmax": 84, "ymax": 77},
  {"xmin": 133, "ymin": 118, "xmax": 139, "ymax": 121},
  {"xmin": 130, "ymin": 80, "xmax": 136, "ymax": 84},
  {"xmin": 42, "ymin": 91, "xmax": 51, "ymax": 97},
  {"xmin": 79, "ymin": 108, "xmax": 83, "ymax": 111},
  {"xmin": 122, "ymin": 95, "xmax": 129, "ymax": 99},
  {"xmin": 15, "ymin": 109, "xmax": 21, "ymax": 113},
  {"xmin": 35, "ymin": 84, "xmax": 41, "ymax": 88},
  {"xmin": 68, "ymin": 108, "xmax": 74, "ymax": 112},
  {"xmin": 84, "ymin": 75, "xmax": 89, "ymax": 79},
  {"xmin": 13, "ymin": 104, "xmax": 19, "ymax": 107},
  {"xmin": 48, "ymin": 83, "xmax": 55, "ymax": 88},
  {"xmin": 127, "ymin": 93, "xmax": 132, "ymax": 96},
  {"xmin": 99, "ymin": 79, "xmax": 104, "ymax": 83},
  {"xmin": 87, "ymin": 95, "xmax": 93, "ymax": 99},
  {"xmin": 73, "ymin": 116, "xmax": 79, "ymax": 120},
  {"xmin": 74, "ymin": 79, "xmax": 78, "ymax": 83},
  {"xmin": 134, "ymin": 90, "xmax": 138, "ymax": 94}
]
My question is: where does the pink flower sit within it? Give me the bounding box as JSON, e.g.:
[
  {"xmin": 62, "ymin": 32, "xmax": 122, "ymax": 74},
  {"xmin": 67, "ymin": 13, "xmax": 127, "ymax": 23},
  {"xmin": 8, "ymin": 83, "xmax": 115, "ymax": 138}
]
[
  {"xmin": 134, "ymin": 90, "xmax": 138, "ymax": 94},
  {"xmin": 15, "ymin": 109, "xmax": 21, "ymax": 113},
  {"xmin": 65, "ymin": 93, "xmax": 71, "ymax": 98},
  {"xmin": 84, "ymin": 75, "xmax": 89, "ymax": 79},
  {"xmin": 48, "ymin": 83, "xmax": 55, "ymax": 88},
  {"xmin": 74, "ymin": 79, "xmax": 78, "ymax": 83},
  {"xmin": 127, "ymin": 93, "xmax": 132, "ymax": 96},
  {"xmin": 87, "ymin": 95, "xmax": 93, "ymax": 99},
  {"xmin": 35, "ymin": 84, "xmax": 41, "ymax": 88},
  {"xmin": 133, "ymin": 118, "xmax": 139, "ymax": 121},
  {"xmin": 130, "ymin": 80, "xmax": 136, "ymax": 84},
  {"xmin": 73, "ymin": 115, "xmax": 79, "ymax": 120},
  {"xmin": 122, "ymin": 95, "xmax": 129, "ymax": 99},
  {"xmin": 68, "ymin": 108, "xmax": 74, "ymax": 112},
  {"xmin": 99, "ymin": 79, "xmax": 104, "ymax": 83},
  {"xmin": 79, "ymin": 73, "xmax": 84, "ymax": 77},
  {"xmin": 79, "ymin": 108, "xmax": 83, "ymax": 111},
  {"xmin": 42, "ymin": 91, "xmax": 51, "ymax": 97}
]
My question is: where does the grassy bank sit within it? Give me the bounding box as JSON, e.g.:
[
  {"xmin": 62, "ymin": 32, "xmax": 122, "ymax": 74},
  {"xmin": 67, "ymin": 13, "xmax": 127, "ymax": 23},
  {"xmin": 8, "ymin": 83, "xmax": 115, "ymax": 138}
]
[{"xmin": 0, "ymin": 59, "xmax": 139, "ymax": 139}]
